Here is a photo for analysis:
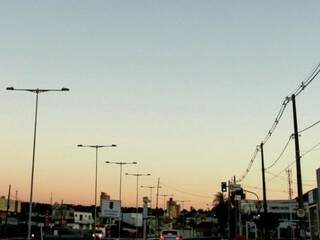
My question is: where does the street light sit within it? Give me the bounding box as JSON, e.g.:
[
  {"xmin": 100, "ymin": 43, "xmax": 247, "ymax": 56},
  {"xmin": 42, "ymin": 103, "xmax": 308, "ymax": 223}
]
[
  {"xmin": 106, "ymin": 161, "xmax": 137, "ymax": 238},
  {"xmin": 140, "ymin": 186, "xmax": 155, "ymax": 208},
  {"xmin": 125, "ymin": 173, "xmax": 151, "ymax": 238},
  {"xmin": 77, "ymin": 144, "xmax": 116, "ymax": 238},
  {"xmin": 6, "ymin": 86, "xmax": 69, "ymax": 240}
]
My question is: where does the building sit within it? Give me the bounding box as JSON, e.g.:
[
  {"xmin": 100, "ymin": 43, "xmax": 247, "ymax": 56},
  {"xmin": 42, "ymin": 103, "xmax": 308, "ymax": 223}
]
[
  {"xmin": 167, "ymin": 198, "xmax": 181, "ymax": 219},
  {"xmin": 306, "ymin": 167, "xmax": 320, "ymax": 240},
  {"xmin": 122, "ymin": 213, "xmax": 142, "ymax": 227},
  {"xmin": 70, "ymin": 211, "xmax": 93, "ymax": 230},
  {"xmin": 0, "ymin": 196, "xmax": 21, "ymax": 224},
  {"xmin": 240, "ymin": 199, "xmax": 301, "ymax": 239}
]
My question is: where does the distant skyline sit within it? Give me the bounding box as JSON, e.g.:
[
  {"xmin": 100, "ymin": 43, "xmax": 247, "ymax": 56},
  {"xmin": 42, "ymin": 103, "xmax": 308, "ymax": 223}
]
[{"xmin": 1, "ymin": 1, "xmax": 320, "ymax": 209}]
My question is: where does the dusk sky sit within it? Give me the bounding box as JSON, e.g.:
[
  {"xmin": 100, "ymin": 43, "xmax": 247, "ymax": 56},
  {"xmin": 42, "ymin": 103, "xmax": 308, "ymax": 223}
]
[{"xmin": 1, "ymin": 1, "xmax": 320, "ymax": 209}]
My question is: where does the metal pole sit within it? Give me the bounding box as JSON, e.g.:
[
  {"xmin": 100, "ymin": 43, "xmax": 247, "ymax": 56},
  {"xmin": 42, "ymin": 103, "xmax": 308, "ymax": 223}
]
[
  {"xmin": 94, "ymin": 147, "xmax": 98, "ymax": 238},
  {"xmin": 5, "ymin": 184, "xmax": 11, "ymax": 236},
  {"xmin": 260, "ymin": 142, "xmax": 268, "ymax": 240},
  {"xmin": 149, "ymin": 188, "xmax": 153, "ymax": 209},
  {"xmin": 156, "ymin": 178, "xmax": 160, "ymax": 238},
  {"xmin": 28, "ymin": 91, "xmax": 39, "ymax": 240},
  {"xmin": 119, "ymin": 164, "xmax": 123, "ymax": 239},
  {"xmin": 292, "ymin": 94, "xmax": 305, "ymax": 238},
  {"xmin": 227, "ymin": 180, "xmax": 231, "ymax": 240},
  {"xmin": 136, "ymin": 175, "xmax": 139, "ymax": 238}
]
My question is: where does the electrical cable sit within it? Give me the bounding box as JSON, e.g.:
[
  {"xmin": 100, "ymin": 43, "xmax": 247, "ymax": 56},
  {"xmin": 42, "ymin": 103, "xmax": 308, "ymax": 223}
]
[
  {"xmin": 264, "ymin": 135, "xmax": 293, "ymax": 170},
  {"xmin": 237, "ymin": 62, "xmax": 320, "ymax": 182},
  {"xmin": 160, "ymin": 182, "xmax": 212, "ymax": 199},
  {"xmin": 299, "ymin": 119, "xmax": 320, "ymax": 134},
  {"xmin": 301, "ymin": 141, "xmax": 320, "ymax": 157}
]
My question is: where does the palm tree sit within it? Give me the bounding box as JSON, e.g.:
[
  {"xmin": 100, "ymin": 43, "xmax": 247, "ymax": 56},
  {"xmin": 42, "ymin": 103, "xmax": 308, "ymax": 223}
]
[{"xmin": 212, "ymin": 192, "xmax": 228, "ymax": 235}]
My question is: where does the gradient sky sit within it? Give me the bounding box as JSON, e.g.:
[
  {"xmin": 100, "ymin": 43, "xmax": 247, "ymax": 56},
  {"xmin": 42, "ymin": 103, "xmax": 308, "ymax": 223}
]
[{"xmin": 1, "ymin": 1, "xmax": 320, "ymax": 209}]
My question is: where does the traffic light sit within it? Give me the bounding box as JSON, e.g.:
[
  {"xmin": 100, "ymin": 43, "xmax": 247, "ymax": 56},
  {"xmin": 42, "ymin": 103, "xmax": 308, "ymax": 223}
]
[{"xmin": 221, "ymin": 182, "xmax": 227, "ymax": 192}]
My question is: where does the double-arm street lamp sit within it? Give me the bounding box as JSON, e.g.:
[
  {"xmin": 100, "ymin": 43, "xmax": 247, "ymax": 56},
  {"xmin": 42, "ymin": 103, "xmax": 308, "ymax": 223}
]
[
  {"xmin": 125, "ymin": 173, "xmax": 151, "ymax": 237},
  {"xmin": 6, "ymin": 87, "xmax": 69, "ymax": 240},
  {"xmin": 105, "ymin": 161, "xmax": 137, "ymax": 238},
  {"xmin": 77, "ymin": 144, "xmax": 116, "ymax": 237}
]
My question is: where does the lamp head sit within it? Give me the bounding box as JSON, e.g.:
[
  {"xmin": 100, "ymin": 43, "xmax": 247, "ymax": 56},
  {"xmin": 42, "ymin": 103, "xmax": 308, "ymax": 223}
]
[
  {"xmin": 61, "ymin": 88, "xmax": 70, "ymax": 91},
  {"xmin": 77, "ymin": 144, "xmax": 83, "ymax": 147},
  {"xmin": 6, "ymin": 87, "xmax": 14, "ymax": 90},
  {"xmin": 132, "ymin": 161, "xmax": 137, "ymax": 164},
  {"xmin": 111, "ymin": 144, "xmax": 117, "ymax": 147}
]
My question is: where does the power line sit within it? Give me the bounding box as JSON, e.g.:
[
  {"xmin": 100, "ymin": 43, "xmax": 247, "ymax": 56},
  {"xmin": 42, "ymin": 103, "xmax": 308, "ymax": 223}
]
[
  {"xmin": 160, "ymin": 182, "xmax": 212, "ymax": 199},
  {"xmin": 238, "ymin": 62, "xmax": 320, "ymax": 182},
  {"xmin": 293, "ymin": 62, "xmax": 320, "ymax": 97},
  {"xmin": 266, "ymin": 170, "xmax": 316, "ymax": 187},
  {"xmin": 237, "ymin": 146, "xmax": 259, "ymax": 183},
  {"xmin": 301, "ymin": 141, "xmax": 320, "ymax": 157},
  {"xmin": 243, "ymin": 185, "xmax": 288, "ymax": 193},
  {"xmin": 265, "ymin": 135, "xmax": 293, "ymax": 170},
  {"xmin": 299, "ymin": 119, "xmax": 320, "ymax": 134}
]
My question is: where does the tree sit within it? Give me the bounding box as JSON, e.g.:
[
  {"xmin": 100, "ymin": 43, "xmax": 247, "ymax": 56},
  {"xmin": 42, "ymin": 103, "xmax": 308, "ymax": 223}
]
[{"xmin": 212, "ymin": 192, "xmax": 228, "ymax": 235}]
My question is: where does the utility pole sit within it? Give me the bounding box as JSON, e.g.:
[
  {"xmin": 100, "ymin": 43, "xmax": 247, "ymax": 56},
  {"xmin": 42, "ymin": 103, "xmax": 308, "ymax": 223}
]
[
  {"xmin": 5, "ymin": 184, "xmax": 11, "ymax": 236},
  {"xmin": 291, "ymin": 94, "xmax": 305, "ymax": 239},
  {"xmin": 156, "ymin": 178, "xmax": 160, "ymax": 237},
  {"xmin": 260, "ymin": 143, "xmax": 268, "ymax": 240},
  {"xmin": 227, "ymin": 180, "xmax": 231, "ymax": 240},
  {"xmin": 287, "ymin": 169, "xmax": 293, "ymax": 200}
]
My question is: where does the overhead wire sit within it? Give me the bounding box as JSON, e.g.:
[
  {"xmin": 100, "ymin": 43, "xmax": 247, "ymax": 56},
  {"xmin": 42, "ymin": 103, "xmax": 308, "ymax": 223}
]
[
  {"xmin": 160, "ymin": 182, "xmax": 212, "ymax": 199},
  {"xmin": 301, "ymin": 141, "xmax": 320, "ymax": 157},
  {"xmin": 237, "ymin": 146, "xmax": 259, "ymax": 183},
  {"xmin": 299, "ymin": 119, "xmax": 320, "ymax": 134},
  {"xmin": 237, "ymin": 62, "xmax": 320, "ymax": 183},
  {"xmin": 264, "ymin": 135, "xmax": 293, "ymax": 170}
]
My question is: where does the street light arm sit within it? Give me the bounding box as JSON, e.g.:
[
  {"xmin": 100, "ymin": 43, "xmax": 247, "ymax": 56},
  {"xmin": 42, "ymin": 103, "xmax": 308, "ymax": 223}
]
[{"xmin": 6, "ymin": 87, "xmax": 70, "ymax": 93}]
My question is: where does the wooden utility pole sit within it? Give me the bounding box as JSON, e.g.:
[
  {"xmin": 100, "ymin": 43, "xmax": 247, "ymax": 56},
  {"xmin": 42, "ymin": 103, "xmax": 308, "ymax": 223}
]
[
  {"xmin": 260, "ymin": 143, "xmax": 268, "ymax": 240},
  {"xmin": 156, "ymin": 178, "xmax": 160, "ymax": 237},
  {"xmin": 5, "ymin": 184, "xmax": 11, "ymax": 233},
  {"xmin": 291, "ymin": 94, "xmax": 305, "ymax": 239}
]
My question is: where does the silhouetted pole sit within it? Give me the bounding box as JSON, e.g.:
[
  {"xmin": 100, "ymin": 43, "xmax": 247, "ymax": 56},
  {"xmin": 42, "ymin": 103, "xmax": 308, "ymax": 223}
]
[
  {"xmin": 260, "ymin": 142, "xmax": 268, "ymax": 240},
  {"xmin": 105, "ymin": 161, "xmax": 137, "ymax": 238},
  {"xmin": 156, "ymin": 178, "xmax": 160, "ymax": 237},
  {"xmin": 77, "ymin": 144, "xmax": 117, "ymax": 238},
  {"xmin": 6, "ymin": 86, "xmax": 69, "ymax": 240},
  {"xmin": 291, "ymin": 94, "xmax": 305, "ymax": 238},
  {"xmin": 125, "ymin": 172, "xmax": 151, "ymax": 238},
  {"xmin": 5, "ymin": 184, "xmax": 11, "ymax": 236},
  {"xmin": 227, "ymin": 180, "xmax": 231, "ymax": 240}
]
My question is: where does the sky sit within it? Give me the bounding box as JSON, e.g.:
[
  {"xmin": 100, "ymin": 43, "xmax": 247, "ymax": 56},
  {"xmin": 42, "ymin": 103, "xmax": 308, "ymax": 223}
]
[{"xmin": 1, "ymin": 1, "xmax": 320, "ymax": 209}]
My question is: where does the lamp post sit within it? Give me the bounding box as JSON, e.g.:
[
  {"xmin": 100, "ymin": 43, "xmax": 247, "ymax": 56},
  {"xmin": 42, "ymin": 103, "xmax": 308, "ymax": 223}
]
[
  {"xmin": 140, "ymin": 186, "xmax": 155, "ymax": 208},
  {"xmin": 177, "ymin": 200, "xmax": 191, "ymax": 234},
  {"xmin": 77, "ymin": 144, "xmax": 116, "ymax": 238},
  {"xmin": 126, "ymin": 173, "xmax": 151, "ymax": 238},
  {"xmin": 106, "ymin": 161, "xmax": 137, "ymax": 238},
  {"xmin": 6, "ymin": 87, "xmax": 69, "ymax": 240}
]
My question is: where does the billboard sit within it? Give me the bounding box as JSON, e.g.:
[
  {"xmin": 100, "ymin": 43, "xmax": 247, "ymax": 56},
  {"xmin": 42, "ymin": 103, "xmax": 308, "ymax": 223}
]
[{"xmin": 100, "ymin": 199, "xmax": 121, "ymax": 218}]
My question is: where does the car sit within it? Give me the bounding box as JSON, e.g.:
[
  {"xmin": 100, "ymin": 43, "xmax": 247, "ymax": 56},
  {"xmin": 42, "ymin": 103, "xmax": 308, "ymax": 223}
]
[
  {"xmin": 92, "ymin": 229, "xmax": 104, "ymax": 239},
  {"xmin": 160, "ymin": 230, "xmax": 182, "ymax": 240}
]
